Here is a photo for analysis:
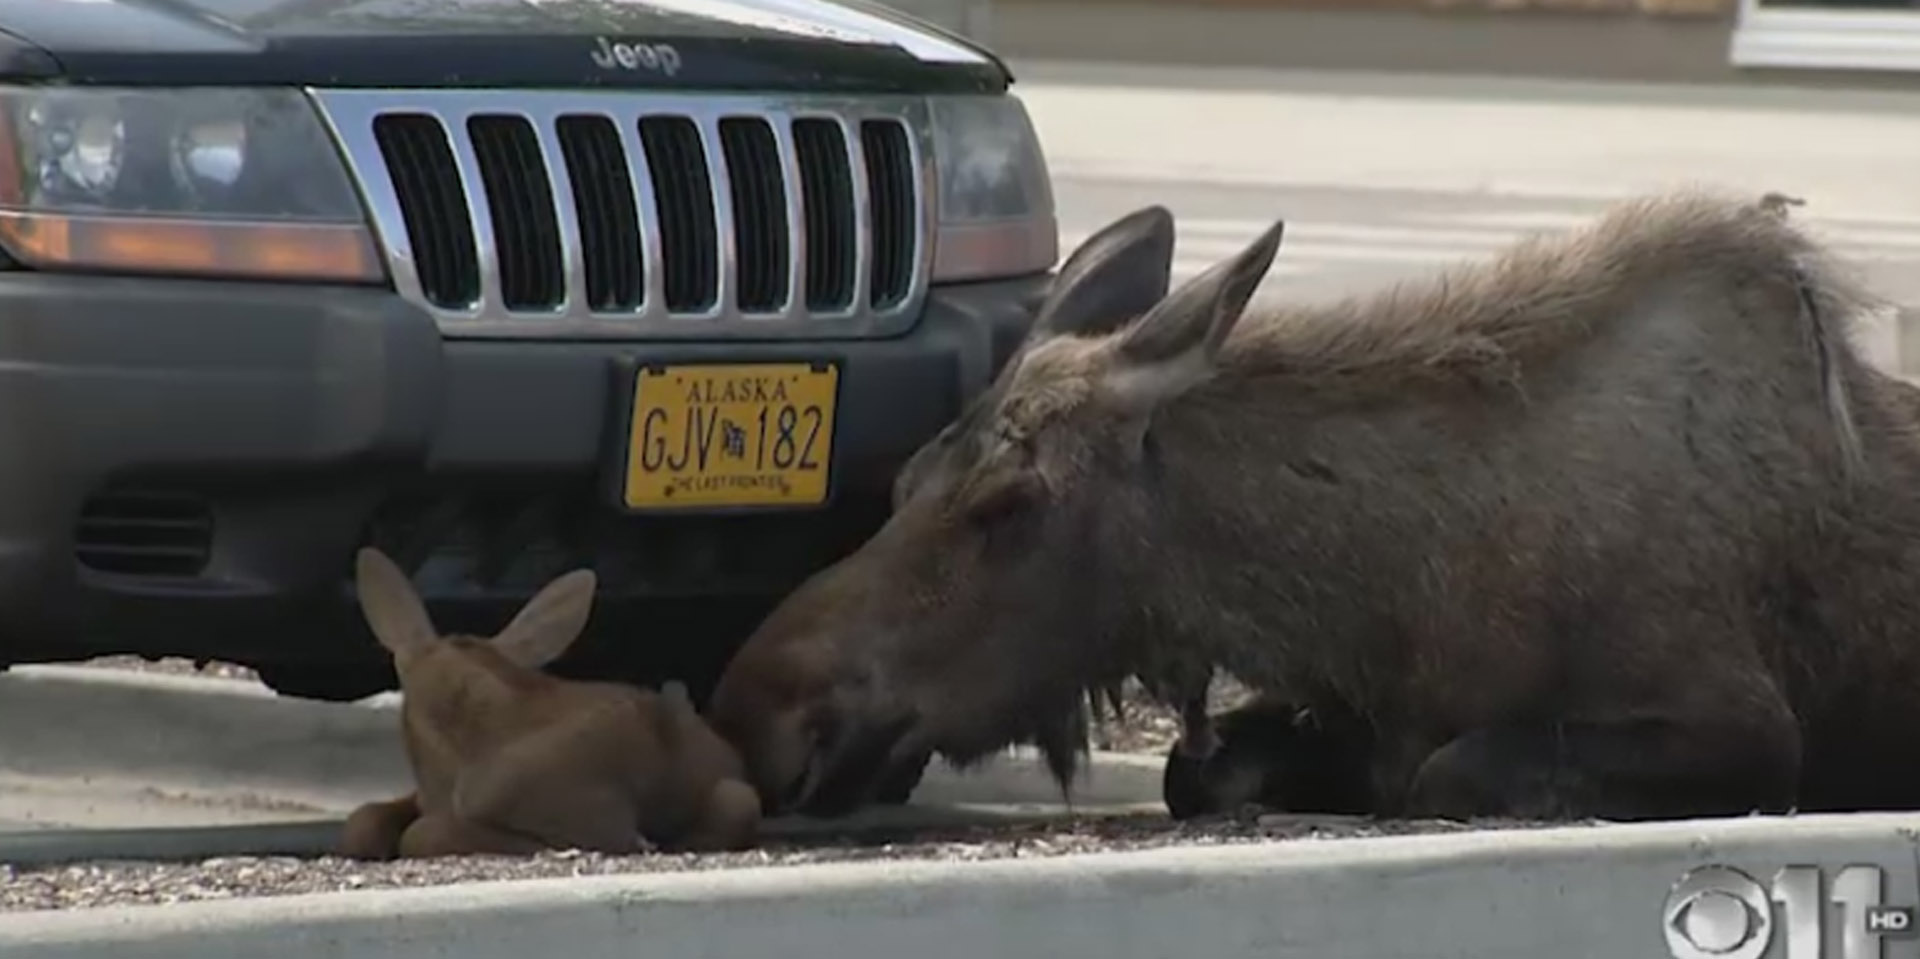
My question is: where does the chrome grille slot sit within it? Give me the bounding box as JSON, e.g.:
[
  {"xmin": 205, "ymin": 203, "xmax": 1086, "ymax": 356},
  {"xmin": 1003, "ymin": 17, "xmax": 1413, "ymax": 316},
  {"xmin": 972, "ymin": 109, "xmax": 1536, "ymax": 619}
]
[
  {"xmin": 638, "ymin": 116, "xmax": 720, "ymax": 314},
  {"xmin": 371, "ymin": 114, "xmax": 478, "ymax": 310},
  {"xmin": 793, "ymin": 118, "xmax": 856, "ymax": 313},
  {"xmin": 468, "ymin": 115, "xmax": 565, "ymax": 311},
  {"xmin": 719, "ymin": 117, "xmax": 789, "ymax": 314},
  {"xmin": 555, "ymin": 115, "xmax": 645, "ymax": 313},
  {"xmin": 862, "ymin": 119, "xmax": 914, "ymax": 311},
  {"xmin": 311, "ymin": 90, "xmax": 932, "ymax": 340}
]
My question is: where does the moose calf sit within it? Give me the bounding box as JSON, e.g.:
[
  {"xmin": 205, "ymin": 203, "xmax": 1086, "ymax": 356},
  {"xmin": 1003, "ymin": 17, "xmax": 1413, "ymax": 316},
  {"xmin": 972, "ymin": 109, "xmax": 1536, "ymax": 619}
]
[{"xmin": 337, "ymin": 547, "xmax": 761, "ymax": 860}]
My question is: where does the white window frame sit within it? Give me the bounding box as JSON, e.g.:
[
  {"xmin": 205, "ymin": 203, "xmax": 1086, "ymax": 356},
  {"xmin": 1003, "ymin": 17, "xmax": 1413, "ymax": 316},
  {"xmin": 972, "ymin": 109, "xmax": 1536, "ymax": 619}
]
[{"xmin": 1730, "ymin": 0, "xmax": 1920, "ymax": 71}]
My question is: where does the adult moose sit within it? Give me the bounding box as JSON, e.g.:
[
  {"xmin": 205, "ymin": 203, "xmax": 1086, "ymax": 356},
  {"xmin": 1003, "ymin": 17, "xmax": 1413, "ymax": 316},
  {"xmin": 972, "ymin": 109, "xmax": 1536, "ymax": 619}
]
[{"xmin": 708, "ymin": 191, "xmax": 1920, "ymax": 824}]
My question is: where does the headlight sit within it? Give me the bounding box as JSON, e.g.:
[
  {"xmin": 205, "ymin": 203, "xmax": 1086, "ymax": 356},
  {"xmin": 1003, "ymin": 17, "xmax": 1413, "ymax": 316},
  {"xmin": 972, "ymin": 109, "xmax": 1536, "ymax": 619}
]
[
  {"xmin": 927, "ymin": 93, "xmax": 1057, "ymax": 283},
  {"xmin": 0, "ymin": 87, "xmax": 383, "ymax": 283}
]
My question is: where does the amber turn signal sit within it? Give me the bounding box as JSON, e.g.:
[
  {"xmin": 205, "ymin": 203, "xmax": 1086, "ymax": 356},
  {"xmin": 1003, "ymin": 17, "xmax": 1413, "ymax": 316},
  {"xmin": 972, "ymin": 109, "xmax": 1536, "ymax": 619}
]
[{"xmin": 0, "ymin": 212, "xmax": 386, "ymax": 284}]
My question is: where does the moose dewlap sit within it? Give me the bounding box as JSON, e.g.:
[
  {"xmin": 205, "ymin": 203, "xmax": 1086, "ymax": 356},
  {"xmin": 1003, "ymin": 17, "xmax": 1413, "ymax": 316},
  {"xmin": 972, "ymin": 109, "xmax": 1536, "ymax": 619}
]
[{"xmin": 339, "ymin": 548, "xmax": 761, "ymax": 860}]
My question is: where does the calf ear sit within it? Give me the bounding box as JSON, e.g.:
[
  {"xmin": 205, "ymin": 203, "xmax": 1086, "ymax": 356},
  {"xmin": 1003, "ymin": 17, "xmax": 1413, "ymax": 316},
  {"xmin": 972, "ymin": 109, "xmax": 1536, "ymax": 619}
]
[
  {"xmin": 492, "ymin": 568, "xmax": 598, "ymax": 669},
  {"xmin": 1106, "ymin": 218, "xmax": 1283, "ymax": 407},
  {"xmin": 355, "ymin": 548, "xmax": 438, "ymax": 661},
  {"xmin": 1028, "ymin": 206, "xmax": 1177, "ymax": 343}
]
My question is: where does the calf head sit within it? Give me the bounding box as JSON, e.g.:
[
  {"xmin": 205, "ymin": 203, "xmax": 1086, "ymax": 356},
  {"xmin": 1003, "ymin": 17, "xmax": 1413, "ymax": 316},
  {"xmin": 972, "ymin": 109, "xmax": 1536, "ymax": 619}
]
[
  {"xmin": 355, "ymin": 546, "xmax": 599, "ymax": 805},
  {"xmin": 339, "ymin": 548, "xmax": 761, "ymax": 858},
  {"xmin": 708, "ymin": 207, "xmax": 1288, "ymax": 815}
]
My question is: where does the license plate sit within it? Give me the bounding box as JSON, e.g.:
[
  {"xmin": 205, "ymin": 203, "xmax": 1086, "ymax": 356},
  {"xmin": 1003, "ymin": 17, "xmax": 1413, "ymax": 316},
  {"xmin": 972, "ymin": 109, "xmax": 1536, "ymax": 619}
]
[{"xmin": 620, "ymin": 361, "xmax": 840, "ymax": 510}]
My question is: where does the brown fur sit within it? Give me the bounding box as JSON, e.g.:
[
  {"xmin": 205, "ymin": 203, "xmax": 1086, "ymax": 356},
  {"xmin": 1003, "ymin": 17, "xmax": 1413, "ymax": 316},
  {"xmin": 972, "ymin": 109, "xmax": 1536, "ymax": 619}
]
[
  {"xmin": 709, "ymin": 189, "xmax": 1920, "ymax": 823},
  {"xmin": 336, "ymin": 548, "xmax": 760, "ymax": 859}
]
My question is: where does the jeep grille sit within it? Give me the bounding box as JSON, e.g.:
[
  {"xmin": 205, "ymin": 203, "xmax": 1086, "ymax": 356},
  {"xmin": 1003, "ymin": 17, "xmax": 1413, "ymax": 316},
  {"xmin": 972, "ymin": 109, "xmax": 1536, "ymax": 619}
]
[{"xmin": 308, "ymin": 90, "xmax": 931, "ymax": 340}]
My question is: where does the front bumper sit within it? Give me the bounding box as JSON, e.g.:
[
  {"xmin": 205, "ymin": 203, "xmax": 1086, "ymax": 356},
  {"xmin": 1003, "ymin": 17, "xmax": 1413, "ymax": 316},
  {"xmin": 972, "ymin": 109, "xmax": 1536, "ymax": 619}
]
[{"xmin": 0, "ymin": 271, "xmax": 1046, "ymax": 671}]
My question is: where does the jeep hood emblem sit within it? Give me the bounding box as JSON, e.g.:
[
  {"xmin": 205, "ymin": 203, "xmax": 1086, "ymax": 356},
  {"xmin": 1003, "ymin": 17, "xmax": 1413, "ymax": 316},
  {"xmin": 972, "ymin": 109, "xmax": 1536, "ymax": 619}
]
[{"xmin": 591, "ymin": 36, "xmax": 683, "ymax": 75}]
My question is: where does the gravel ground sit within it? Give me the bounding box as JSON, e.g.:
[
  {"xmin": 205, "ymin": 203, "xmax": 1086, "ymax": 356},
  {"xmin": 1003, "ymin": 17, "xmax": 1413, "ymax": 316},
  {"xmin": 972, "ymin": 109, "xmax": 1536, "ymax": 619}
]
[
  {"xmin": 0, "ymin": 810, "xmax": 1585, "ymax": 913},
  {"xmin": 77, "ymin": 655, "xmax": 261, "ymax": 683},
  {"xmin": 1087, "ymin": 675, "xmax": 1257, "ymax": 754}
]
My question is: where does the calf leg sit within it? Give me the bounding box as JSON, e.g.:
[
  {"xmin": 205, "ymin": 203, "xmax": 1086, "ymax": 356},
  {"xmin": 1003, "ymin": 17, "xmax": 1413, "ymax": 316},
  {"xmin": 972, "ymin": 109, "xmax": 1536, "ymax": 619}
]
[
  {"xmin": 454, "ymin": 765, "xmax": 649, "ymax": 855},
  {"xmin": 1402, "ymin": 702, "xmax": 1802, "ymax": 822},
  {"xmin": 397, "ymin": 813, "xmax": 553, "ymax": 859},
  {"xmin": 338, "ymin": 793, "xmax": 421, "ymax": 860},
  {"xmin": 668, "ymin": 778, "xmax": 763, "ymax": 853},
  {"xmin": 450, "ymin": 734, "xmax": 649, "ymax": 854}
]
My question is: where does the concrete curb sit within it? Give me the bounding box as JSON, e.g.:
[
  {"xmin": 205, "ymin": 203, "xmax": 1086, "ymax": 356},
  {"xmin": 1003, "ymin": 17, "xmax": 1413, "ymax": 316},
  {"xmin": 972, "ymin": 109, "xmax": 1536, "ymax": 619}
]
[
  {"xmin": 7, "ymin": 811, "xmax": 1920, "ymax": 957},
  {"xmin": 0, "ymin": 664, "xmax": 1168, "ymax": 858}
]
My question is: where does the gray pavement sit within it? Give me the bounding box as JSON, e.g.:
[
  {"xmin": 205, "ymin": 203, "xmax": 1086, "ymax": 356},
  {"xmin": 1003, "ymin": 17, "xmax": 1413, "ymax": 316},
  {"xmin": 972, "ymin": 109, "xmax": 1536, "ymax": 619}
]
[
  {"xmin": 1022, "ymin": 61, "xmax": 1920, "ymax": 375},
  {"xmin": 0, "ymin": 665, "xmax": 1165, "ymax": 837}
]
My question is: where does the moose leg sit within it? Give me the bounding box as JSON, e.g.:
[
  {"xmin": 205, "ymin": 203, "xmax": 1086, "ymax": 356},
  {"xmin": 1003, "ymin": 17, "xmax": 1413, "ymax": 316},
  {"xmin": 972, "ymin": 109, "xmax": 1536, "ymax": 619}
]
[
  {"xmin": 1171, "ymin": 691, "xmax": 1220, "ymax": 757},
  {"xmin": 1162, "ymin": 695, "xmax": 1377, "ymax": 820},
  {"xmin": 1402, "ymin": 701, "xmax": 1802, "ymax": 822},
  {"xmin": 338, "ymin": 793, "xmax": 422, "ymax": 860},
  {"xmin": 872, "ymin": 750, "xmax": 931, "ymax": 805}
]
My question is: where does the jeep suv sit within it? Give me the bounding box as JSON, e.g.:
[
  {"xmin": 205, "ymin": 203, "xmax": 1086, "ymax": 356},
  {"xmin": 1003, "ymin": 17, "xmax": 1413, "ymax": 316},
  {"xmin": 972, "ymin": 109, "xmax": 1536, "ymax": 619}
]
[{"xmin": 0, "ymin": 0, "xmax": 1057, "ymax": 702}]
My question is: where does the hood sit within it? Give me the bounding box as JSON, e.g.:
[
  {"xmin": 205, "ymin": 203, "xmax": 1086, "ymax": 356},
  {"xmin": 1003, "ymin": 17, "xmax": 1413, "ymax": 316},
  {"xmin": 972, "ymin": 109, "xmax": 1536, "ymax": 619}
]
[{"xmin": 0, "ymin": 0, "xmax": 1010, "ymax": 93}]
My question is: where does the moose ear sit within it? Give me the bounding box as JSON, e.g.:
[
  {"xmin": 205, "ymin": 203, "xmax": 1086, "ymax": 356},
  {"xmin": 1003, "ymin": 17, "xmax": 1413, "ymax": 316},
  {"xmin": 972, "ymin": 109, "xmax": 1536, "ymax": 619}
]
[
  {"xmin": 1027, "ymin": 205, "xmax": 1178, "ymax": 343},
  {"xmin": 492, "ymin": 568, "xmax": 598, "ymax": 669},
  {"xmin": 354, "ymin": 548, "xmax": 438, "ymax": 661},
  {"xmin": 1107, "ymin": 218, "xmax": 1283, "ymax": 407}
]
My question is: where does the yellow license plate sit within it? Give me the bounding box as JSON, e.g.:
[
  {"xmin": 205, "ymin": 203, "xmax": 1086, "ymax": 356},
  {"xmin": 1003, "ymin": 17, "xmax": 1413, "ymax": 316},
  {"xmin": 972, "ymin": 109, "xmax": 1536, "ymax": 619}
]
[{"xmin": 622, "ymin": 362, "xmax": 840, "ymax": 510}]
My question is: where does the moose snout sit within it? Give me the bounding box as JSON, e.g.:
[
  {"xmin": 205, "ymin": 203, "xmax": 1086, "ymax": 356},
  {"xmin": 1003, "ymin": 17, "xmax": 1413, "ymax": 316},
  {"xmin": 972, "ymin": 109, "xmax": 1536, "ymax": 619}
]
[
  {"xmin": 788, "ymin": 698, "xmax": 921, "ymax": 817},
  {"xmin": 704, "ymin": 695, "xmax": 812, "ymax": 814},
  {"xmin": 708, "ymin": 691, "xmax": 917, "ymax": 818},
  {"xmin": 707, "ymin": 548, "xmax": 920, "ymax": 816}
]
